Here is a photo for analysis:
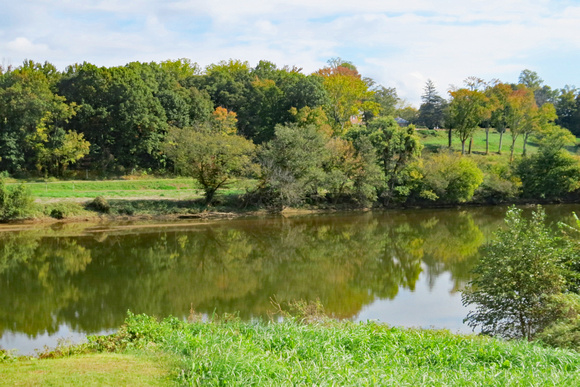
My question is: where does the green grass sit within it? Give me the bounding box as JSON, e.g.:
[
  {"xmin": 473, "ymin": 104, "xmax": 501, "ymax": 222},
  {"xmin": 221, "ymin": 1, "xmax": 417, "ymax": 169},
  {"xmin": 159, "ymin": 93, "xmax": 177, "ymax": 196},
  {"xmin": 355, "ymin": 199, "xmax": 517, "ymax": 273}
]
[
  {"xmin": 417, "ymin": 128, "xmax": 580, "ymax": 157},
  {"xmin": 6, "ymin": 178, "xmax": 257, "ymax": 200},
  {"xmin": 82, "ymin": 313, "xmax": 580, "ymax": 385},
  {"xmin": 4, "ymin": 311, "xmax": 580, "ymax": 385},
  {"xmin": 0, "ymin": 353, "xmax": 172, "ymax": 386}
]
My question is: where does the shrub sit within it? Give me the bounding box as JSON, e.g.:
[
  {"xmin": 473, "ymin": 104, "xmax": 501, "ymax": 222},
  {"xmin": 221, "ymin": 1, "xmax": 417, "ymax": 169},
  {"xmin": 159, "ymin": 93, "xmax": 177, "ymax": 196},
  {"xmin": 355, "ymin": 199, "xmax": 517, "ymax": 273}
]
[
  {"xmin": 535, "ymin": 293, "xmax": 580, "ymax": 351},
  {"xmin": 516, "ymin": 149, "xmax": 580, "ymax": 199},
  {"xmin": 0, "ymin": 179, "xmax": 34, "ymax": 221},
  {"xmin": 421, "ymin": 152, "xmax": 484, "ymax": 203},
  {"xmin": 88, "ymin": 196, "xmax": 110, "ymax": 213},
  {"xmin": 474, "ymin": 159, "xmax": 520, "ymax": 203},
  {"xmin": 50, "ymin": 208, "xmax": 65, "ymax": 219}
]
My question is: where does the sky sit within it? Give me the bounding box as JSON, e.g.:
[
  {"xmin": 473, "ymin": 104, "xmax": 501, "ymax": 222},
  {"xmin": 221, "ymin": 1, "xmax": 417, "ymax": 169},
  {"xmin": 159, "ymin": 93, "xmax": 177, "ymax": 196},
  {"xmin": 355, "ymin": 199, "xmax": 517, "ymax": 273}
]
[{"xmin": 1, "ymin": 0, "xmax": 580, "ymax": 106}]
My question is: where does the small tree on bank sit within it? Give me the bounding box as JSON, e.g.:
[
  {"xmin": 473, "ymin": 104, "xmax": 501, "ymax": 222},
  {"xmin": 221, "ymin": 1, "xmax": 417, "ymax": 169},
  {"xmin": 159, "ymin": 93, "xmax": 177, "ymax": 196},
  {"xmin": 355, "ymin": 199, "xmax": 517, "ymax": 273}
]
[
  {"xmin": 462, "ymin": 207, "xmax": 566, "ymax": 341},
  {"xmin": 163, "ymin": 118, "xmax": 256, "ymax": 205}
]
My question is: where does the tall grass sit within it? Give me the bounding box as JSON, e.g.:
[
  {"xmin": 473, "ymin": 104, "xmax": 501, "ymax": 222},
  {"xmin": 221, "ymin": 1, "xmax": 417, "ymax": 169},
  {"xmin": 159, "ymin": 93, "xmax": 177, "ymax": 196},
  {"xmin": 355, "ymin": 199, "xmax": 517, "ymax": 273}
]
[{"xmin": 111, "ymin": 312, "xmax": 580, "ymax": 386}]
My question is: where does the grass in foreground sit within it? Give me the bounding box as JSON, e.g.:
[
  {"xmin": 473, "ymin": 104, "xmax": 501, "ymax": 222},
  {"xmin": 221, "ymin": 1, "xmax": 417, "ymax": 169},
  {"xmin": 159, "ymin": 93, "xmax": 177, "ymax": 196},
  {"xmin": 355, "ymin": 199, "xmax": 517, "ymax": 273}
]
[
  {"xmin": 20, "ymin": 311, "xmax": 573, "ymax": 386},
  {"xmin": 0, "ymin": 353, "xmax": 171, "ymax": 386}
]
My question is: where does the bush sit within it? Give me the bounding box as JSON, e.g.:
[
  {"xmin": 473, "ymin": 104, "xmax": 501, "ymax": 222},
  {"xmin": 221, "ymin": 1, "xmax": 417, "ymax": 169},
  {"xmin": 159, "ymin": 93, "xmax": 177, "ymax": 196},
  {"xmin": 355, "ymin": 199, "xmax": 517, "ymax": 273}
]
[
  {"xmin": 516, "ymin": 149, "xmax": 580, "ymax": 199},
  {"xmin": 50, "ymin": 208, "xmax": 65, "ymax": 219},
  {"xmin": 88, "ymin": 196, "xmax": 110, "ymax": 213},
  {"xmin": 473, "ymin": 159, "xmax": 520, "ymax": 203},
  {"xmin": 421, "ymin": 152, "xmax": 484, "ymax": 203},
  {"xmin": 535, "ymin": 293, "xmax": 580, "ymax": 351},
  {"xmin": 0, "ymin": 179, "xmax": 34, "ymax": 221}
]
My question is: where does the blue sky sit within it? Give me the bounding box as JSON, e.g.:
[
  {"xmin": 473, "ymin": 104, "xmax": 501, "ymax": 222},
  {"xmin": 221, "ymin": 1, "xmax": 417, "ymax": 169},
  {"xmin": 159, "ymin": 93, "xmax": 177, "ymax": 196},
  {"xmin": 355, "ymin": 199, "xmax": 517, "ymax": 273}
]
[{"xmin": 2, "ymin": 0, "xmax": 580, "ymax": 106}]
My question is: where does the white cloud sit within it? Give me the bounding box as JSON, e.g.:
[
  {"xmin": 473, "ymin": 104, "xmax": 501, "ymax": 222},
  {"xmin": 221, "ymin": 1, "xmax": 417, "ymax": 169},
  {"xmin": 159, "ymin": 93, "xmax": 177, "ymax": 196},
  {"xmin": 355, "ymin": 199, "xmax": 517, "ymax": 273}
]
[
  {"xmin": 0, "ymin": 1, "xmax": 579, "ymax": 105},
  {"xmin": 5, "ymin": 37, "xmax": 50, "ymax": 54}
]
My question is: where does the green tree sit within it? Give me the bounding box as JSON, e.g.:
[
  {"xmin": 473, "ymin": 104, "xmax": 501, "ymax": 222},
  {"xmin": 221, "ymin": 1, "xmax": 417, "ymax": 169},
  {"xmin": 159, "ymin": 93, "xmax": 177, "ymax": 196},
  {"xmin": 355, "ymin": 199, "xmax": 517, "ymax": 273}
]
[
  {"xmin": 462, "ymin": 207, "xmax": 567, "ymax": 340},
  {"xmin": 0, "ymin": 179, "xmax": 34, "ymax": 221},
  {"xmin": 505, "ymin": 86, "xmax": 536, "ymax": 162},
  {"xmin": 447, "ymin": 87, "xmax": 490, "ymax": 154},
  {"xmin": 316, "ymin": 58, "xmax": 379, "ymax": 134},
  {"xmin": 354, "ymin": 117, "xmax": 423, "ymax": 204},
  {"xmin": 487, "ymin": 82, "xmax": 512, "ymax": 155},
  {"xmin": 418, "ymin": 79, "xmax": 447, "ymax": 131},
  {"xmin": 258, "ymin": 123, "xmax": 328, "ymax": 209},
  {"xmin": 521, "ymin": 102, "xmax": 557, "ymax": 157},
  {"xmin": 516, "ymin": 145, "xmax": 580, "ymax": 200},
  {"xmin": 0, "ymin": 61, "xmax": 70, "ymax": 173},
  {"xmin": 163, "ymin": 119, "xmax": 255, "ymax": 204},
  {"xmin": 555, "ymin": 86, "xmax": 580, "ymax": 136}
]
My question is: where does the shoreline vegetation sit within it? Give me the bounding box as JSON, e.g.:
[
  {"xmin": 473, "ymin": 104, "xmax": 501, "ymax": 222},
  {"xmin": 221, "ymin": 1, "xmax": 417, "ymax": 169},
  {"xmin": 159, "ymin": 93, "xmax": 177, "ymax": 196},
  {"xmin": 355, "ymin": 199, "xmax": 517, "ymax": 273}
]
[
  {"xmin": 2, "ymin": 309, "xmax": 580, "ymax": 385},
  {"xmin": 0, "ymin": 171, "xmax": 580, "ymax": 226}
]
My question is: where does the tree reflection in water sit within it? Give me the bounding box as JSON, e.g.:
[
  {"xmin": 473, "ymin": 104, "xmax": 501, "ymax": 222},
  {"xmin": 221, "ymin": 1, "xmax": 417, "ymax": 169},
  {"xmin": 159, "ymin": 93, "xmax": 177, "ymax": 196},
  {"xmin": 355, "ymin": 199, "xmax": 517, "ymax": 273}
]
[{"xmin": 4, "ymin": 205, "xmax": 574, "ymax": 349}]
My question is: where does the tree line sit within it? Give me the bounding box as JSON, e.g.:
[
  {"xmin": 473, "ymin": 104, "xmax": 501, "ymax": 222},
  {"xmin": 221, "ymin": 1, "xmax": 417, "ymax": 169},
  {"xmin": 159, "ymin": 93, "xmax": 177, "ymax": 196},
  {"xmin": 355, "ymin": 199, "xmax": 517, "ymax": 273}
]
[{"xmin": 1, "ymin": 58, "xmax": 580, "ymax": 208}]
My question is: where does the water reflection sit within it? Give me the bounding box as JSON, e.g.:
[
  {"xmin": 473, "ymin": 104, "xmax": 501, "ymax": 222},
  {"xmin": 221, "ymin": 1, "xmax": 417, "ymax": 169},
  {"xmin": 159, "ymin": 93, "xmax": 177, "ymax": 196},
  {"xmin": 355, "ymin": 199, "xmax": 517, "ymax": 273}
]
[{"xmin": 2, "ymin": 205, "xmax": 578, "ymax": 353}]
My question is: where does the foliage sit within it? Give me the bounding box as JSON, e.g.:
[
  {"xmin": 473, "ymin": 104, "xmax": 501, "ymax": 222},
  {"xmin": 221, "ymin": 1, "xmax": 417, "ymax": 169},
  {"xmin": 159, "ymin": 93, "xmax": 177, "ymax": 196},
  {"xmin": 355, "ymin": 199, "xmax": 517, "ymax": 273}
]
[
  {"xmin": 473, "ymin": 159, "xmax": 520, "ymax": 203},
  {"xmin": 257, "ymin": 123, "xmax": 328, "ymax": 209},
  {"xmin": 516, "ymin": 148, "xmax": 580, "ymax": 199},
  {"xmin": 316, "ymin": 58, "xmax": 379, "ymax": 134},
  {"xmin": 353, "ymin": 117, "xmax": 423, "ymax": 204},
  {"xmin": 87, "ymin": 196, "xmax": 111, "ymax": 213},
  {"xmin": 462, "ymin": 207, "xmax": 568, "ymax": 341},
  {"xmin": 418, "ymin": 79, "xmax": 447, "ymax": 129},
  {"xmin": 505, "ymin": 86, "xmax": 537, "ymax": 161},
  {"xmin": 0, "ymin": 179, "xmax": 34, "ymax": 221},
  {"xmin": 535, "ymin": 293, "xmax": 580, "ymax": 351},
  {"xmin": 164, "ymin": 123, "xmax": 256, "ymax": 204},
  {"xmin": 421, "ymin": 152, "xmax": 484, "ymax": 202},
  {"xmin": 447, "ymin": 87, "xmax": 490, "ymax": 154}
]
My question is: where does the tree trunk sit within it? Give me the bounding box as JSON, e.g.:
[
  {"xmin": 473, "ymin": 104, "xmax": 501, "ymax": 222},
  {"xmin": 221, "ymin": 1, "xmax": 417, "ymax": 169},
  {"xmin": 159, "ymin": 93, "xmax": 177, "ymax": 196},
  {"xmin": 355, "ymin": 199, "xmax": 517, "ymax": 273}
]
[
  {"xmin": 448, "ymin": 127, "xmax": 452, "ymax": 148},
  {"xmin": 498, "ymin": 131, "xmax": 504, "ymax": 154},
  {"xmin": 485, "ymin": 127, "xmax": 490, "ymax": 155},
  {"xmin": 510, "ymin": 139, "xmax": 516, "ymax": 162},
  {"xmin": 461, "ymin": 140, "xmax": 466, "ymax": 155},
  {"xmin": 468, "ymin": 137, "xmax": 473, "ymax": 154},
  {"xmin": 522, "ymin": 133, "xmax": 529, "ymax": 156}
]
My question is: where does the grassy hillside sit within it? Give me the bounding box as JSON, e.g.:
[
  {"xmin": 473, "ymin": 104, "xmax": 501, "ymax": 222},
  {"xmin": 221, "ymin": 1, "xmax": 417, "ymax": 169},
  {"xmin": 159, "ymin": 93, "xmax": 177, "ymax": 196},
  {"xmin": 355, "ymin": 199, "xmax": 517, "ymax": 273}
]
[{"xmin": 417, "ymin": 128, "xmax": 579, "ymax": 157}]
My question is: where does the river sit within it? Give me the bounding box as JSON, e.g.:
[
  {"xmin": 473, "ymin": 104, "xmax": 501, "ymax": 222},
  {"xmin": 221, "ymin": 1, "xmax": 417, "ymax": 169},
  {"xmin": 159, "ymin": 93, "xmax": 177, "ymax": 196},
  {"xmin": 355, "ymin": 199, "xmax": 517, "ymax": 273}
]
[{"xmin": 1, "ymin": 204, "xmax": 578, "ymax": 355}]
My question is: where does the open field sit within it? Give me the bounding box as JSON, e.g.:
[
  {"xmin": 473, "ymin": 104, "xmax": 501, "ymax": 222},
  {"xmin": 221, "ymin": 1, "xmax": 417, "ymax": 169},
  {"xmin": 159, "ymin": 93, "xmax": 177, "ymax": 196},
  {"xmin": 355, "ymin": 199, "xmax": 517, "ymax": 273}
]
[
  {"xmin": 6, "ymin": 178, "xmax": 258, "ymax": 201},
  {"xmin": 417, "ymin": 128, "xmax": 580, "ymax": 157}
]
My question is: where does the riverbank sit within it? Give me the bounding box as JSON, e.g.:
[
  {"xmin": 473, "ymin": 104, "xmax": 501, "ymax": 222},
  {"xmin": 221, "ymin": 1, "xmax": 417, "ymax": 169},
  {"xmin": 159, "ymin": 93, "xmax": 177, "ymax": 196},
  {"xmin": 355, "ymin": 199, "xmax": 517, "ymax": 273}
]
[
  {"xmin": 3, "ymin": 175, "xmax": 580, "ymax": 226},
  {"xmin": 2, "ymin": 312, "xmax": 579, "ymax": 385}
]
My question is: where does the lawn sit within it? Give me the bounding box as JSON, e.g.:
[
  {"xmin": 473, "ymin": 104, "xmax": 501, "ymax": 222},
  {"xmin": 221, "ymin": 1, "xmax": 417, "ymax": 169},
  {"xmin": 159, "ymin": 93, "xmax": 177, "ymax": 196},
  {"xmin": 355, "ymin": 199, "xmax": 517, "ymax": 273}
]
[
  {"xmin": 7, "ymin": 178, "xmax": 258, "ymax": 200},
  {"xmin": 0, "ymin": 353, "xmax": 171, "ymax": 386},
  {"xmin": 417, "ymin": 128, "xmax": 580, "ymax": 157}
]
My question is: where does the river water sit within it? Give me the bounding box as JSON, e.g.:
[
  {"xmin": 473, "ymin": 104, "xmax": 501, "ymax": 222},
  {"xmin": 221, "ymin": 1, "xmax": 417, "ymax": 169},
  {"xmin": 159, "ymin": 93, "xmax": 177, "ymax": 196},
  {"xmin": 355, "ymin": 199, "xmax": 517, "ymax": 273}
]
[{"xmin": 1, "ymin": 205, "xmax": 578, "ymax": 355}]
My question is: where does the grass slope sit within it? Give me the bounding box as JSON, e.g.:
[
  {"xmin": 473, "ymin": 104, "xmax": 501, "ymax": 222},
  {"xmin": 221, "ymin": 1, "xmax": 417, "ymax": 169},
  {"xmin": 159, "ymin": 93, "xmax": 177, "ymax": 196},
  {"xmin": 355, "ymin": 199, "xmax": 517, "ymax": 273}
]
[
  {"xmin": 417, "ymin": 128, "xmax": 579, "ymax": 157},
  {"xmin": 0, "ymin": 353, "xmax": 171, "ymax": 386}
]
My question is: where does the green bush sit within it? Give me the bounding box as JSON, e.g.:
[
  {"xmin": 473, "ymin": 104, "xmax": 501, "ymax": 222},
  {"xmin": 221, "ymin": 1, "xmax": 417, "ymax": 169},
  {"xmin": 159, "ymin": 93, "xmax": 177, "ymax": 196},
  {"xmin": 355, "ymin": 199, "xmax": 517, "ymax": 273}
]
[
  {"xmin": 474, "ymin": 159, "xmax": 520, "ymax": 203},
  {"xmin": 87, "ymin": 196, "xmax": 110, "ymax": 213},
  {"xmin": 516, "ymin": 149, "xmax": 580, "ymax": 199},
  {"xmin": 535, "ymin": 293, "xmax": 580, "ymax": 351},
  {"xmin": 0, "ymin": 179, "xmax": 34, "ymax": 221},
  {"xmin": 421, "ymin": 152, "xmax": 484, "ymax": 203}
]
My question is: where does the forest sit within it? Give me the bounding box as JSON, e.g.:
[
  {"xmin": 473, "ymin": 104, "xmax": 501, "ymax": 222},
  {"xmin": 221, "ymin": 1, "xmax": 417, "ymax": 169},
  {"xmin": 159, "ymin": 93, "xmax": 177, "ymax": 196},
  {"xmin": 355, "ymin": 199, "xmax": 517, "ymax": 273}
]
[{"xmin": 1, "ymin": 58, "xmax": 580, "ymax": 209}]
